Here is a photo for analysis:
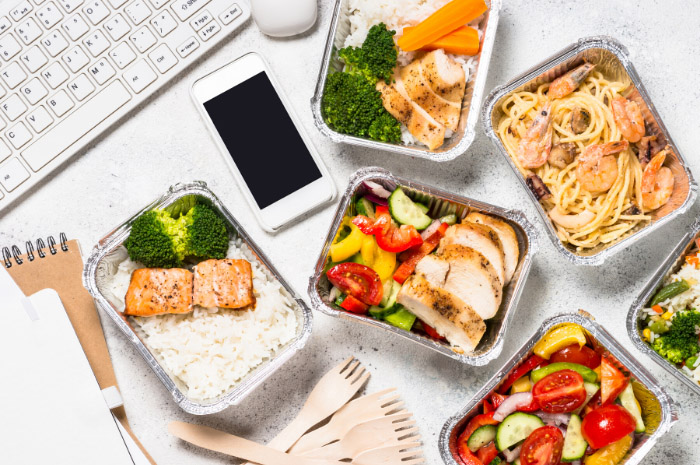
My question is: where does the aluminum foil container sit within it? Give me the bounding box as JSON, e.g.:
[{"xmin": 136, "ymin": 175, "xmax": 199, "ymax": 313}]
[
  {"xmin": 440, "ymin": 312, "xmax": 679, "ymax": 465},
  {"xmin": 308, "ymin": 167, "xmax": 538, "ymax": 366},
  {"xmin": 83, "ymin": 181, "xmax": 313, "ymax": 415},
  {"xmin": 628, "ymin": 218, "xmax": 700, "ymax": 395},
  {"xmin": 310, "ymin": 0, "xmax": 501, "ymax": 161},
  {"xmin": 482, "ymin": 36, "xmax": 698, "ymax": 265}
]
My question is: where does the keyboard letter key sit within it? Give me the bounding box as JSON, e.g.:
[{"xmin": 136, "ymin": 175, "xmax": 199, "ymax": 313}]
[
  {"xmin": 46, "ymin": 89, "xmax": 74, "ymax": 116},
  {"xmin": 6, "ymin": 121, "xmax": 33, "ymax": 149}
]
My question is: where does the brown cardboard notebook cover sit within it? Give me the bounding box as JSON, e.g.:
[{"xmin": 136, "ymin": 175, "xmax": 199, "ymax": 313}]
[{"xmin": 6, "ymin": 238, "xmax": 156, "ymax": 465}]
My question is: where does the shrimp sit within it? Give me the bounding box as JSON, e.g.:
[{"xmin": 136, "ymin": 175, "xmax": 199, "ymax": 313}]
[
  {"xmin": 641, "ymin": 150, "xmax": 675, "ymax": 211},
  {"xmin": 548, "ymin": 63, "xmax": 595, "ymax": 99},
  {"xmin": 611, "ymin": 96, "xmax": 645, "ymax": 143},
  {"xmin": 575, "ymin": 140, "xmax": 629, "ymax": 193},
  {"xmin": 516, "ymin": 102, "xmax": 553, "ymax": 169},
  {"xmin": 549, "ymin": 207, "xmax": 596, "ymax": 229}
]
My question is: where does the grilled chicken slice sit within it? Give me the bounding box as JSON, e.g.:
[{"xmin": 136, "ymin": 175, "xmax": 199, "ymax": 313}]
[
  {"xmin": 400, "ymin": 60, "xmax": 461, "ymax": 131},
  {"xmin": 376, "ymin": 77, "xmax": 446, "ymax": 150},
  {"xmin": 193, "ymin": 259, "xmax": 256, "ymax": 309},
  {"xmin": 397, "ymin": 274, "xmax": 486, "ymax": 352},
  {"xmin": 439, "ymin": 223, "xmax": 506, "ymax": 286},
  {"xmin": 125, "ymin": 268, "xmax": 193, "ymax": 316},
  {"xmin": 420, "ymin": 49, "xmax": 466, "ymax": 103},
  {"xmin": 465, "ymin": 212, "xmax": 520, "ymax": 284}
]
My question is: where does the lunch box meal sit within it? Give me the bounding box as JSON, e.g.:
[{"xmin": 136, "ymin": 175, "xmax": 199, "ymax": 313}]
[
  {"xmin": 311, "ymin": 0, "xmax": 500, "ymax": 160},
  {"xmin": 83, "ymin": 182, "xmax": 312, "ymax": 415},
  {"xmin": 483, "ymin": 36, "xmax": 697, "ymax": 265},
  {"xmin": 628, "ymin": 218, "xmax": 700, "ymax": 396},
  {"xmin": 309, "ymin": 167, "xmax": 537, "ymax": 365},
  {"xmin": 440, "ymin": 313, "xmax": 678, "ymax": 465}
]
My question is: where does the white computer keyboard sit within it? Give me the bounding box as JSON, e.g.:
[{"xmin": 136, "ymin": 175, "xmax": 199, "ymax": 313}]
[{"xmin": 0, "ymin": 0, "xmax": 250, "ymax": 212}]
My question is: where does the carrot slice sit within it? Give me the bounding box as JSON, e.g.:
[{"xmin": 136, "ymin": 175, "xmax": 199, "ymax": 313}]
[
  {"xmin": 403, "ymin": 25, "xmax": 480, "ymax": 55},
  {"xmin": 397, "ymin": 0, "xmax": 488, "ymax": 52}
]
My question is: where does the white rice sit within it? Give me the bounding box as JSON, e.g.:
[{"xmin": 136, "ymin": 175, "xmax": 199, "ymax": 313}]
[
  {"xmin": 107, "ymin": 239, "xmax": 298, "ymax": 400},
  {"xmin": 344, "ymin": 0, "xmax": 483, "ymax": 147}
]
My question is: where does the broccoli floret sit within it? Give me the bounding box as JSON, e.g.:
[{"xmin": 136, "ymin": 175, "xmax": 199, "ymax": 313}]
[
  {"xmin": 124, "ymin": 210, "xmax": 188, "ymax": 268},
  {"xmin": 185, "ymin": 203, "xmax": 229, "ymax": 260},
  {"xmin": 652, "ymin": 310, "xmax": 700, "ymax": 364},
  {"xmin": 337, "ymin": 23, "xmax": 398, "ymax": 84},
  {"xmin": 322, "ymin": 72, "xmax": 401, "ymax": 142}
]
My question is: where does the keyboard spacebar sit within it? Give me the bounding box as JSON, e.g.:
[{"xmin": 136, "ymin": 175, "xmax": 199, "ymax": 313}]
[{"xmin": 22, "ymin": 80, "xmax": 132, "ymax": 172}]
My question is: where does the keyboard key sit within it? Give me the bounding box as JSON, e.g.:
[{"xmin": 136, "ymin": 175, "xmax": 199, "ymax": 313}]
[
  {"xmin": 151, "ymin": 10, "xmax": 176, "ymax": 37},
  {"xmin": 27, "ymin": 105, "xmax": 53, "ymax": 132},
  {"xmin": 1, "ymin": 63, "xmax": 27, "ymax": 89},
  {"xmin": 41, "ymin": 30, "xmax": 68, "ymax": 56},
  {"xmin": 15, "ymin": 18, "xmax": 42, "ymax": 45},
  {"xmin": 58, "ymin": 0, "xmax": 83, "ymax": 13},
  {"xmin": 148, "ymin": 43, "xmax": 176, "ymax": 73},
  {"xmin": 107, "ymin": 0, "xmax": 127, "ymax": 7},
  {"xmin": 46, "ymin": 88, "xmax": 73, "ymax": 116},
  {"xmin": 0, "ymin": 158, "xmax": 30, "ymax": 191},
  {"xmin": 104, "ymin": 13, "xmax": 130, "ymax": 40},
  {"xmin": 0, "ymin": 34, "xmax": 22, "ymax": 61},
  {"xmin": 87, "ymin": 57, "xmax": 115, "ymax": 84},
  {"xmin": 22, "ymin": 80, "xmax": 132, "ymax": 171},
  {"xmin": 1, "ymin": 94, "xmax": 28, "ymax": 120},
  {"xmin": 41, "ymin": 61, "xmax": 69, "ymax": 88},
  {"xmin": 219, "ymin": 3, "xmax": 241, "ymax": 25},
  {"xmin": 6, "ymin": 122, "xmax": 32, "ymax": 149},
  {"xmin": 20, "ymin": 77, "xmax": 48, "ymax": 104},
  {"xmin": 62, "ymin": 45, "xmax": 89, "ymax": 71},
  {"xmin": 19, "ymin": 45, "xmax": 48, "ymax": 72},
  {"xmin": 0, "ymin": 85, "xmax": 6, "ymax": 99},
  {"xmin": 0, "ymin": 117, "xmax": 6, "ymax": 131},
  {"xmin": 198, "ymin": 20, "xmax": 219, "ymax": 41},
  {"xmin": 190, "ymin": 10, "xmax": 211, "ymax": 31},
  {"xmin": 10, "ymin": 1, "xmax": 34, "ymax": 21},
  {"xmin": 122, "ymin": 59, "xmax": 156, "ymax": 93},
  {"xmin": 109, "ymin": 41, "xmax": 135, "ymax": 68},
  {"xmin": 34, "ymin": 0, "xmax": 47, "ymax": 5},
  {"xmin": 0, "ymin": 17, "xmax": 12, "ymax": 35},
  {"xmin": 177, "ymin": 36, "xmax": 198, "ymax": 57},
  {"xmin": 83, "ymin": 30, "xmax": 109, "ymax": 56},
  {"xmin": 171, "ymin": 0, "xmax": 209, "ymax": 21},
  {"xmin": 148, "ymin": 0, "xmax": 167, "ymax": 9},
  {"xmin": 125, "ymin": 0, "xmax": 150, "ymax": 25},
  {"xmin": 83, "ymin": 0, "xmax": 110, "ymax": 24},
  {"xmin": 0, "ymin": 140, "xmax": 11, "ymax": 162},
  {"xmin": 129, "ymin": 26, "xmax": 155, "ymax": 52},
  {"xmin": 68, "ymin": 73, "xmax": 94, "ymax": 100},
  {"xmin": 62, "ymin": 13, "xmax": 89, "ymax": 39},
  {"xmin": 36, "ymin": 2, "xmax": 64, "ymax": 29}
]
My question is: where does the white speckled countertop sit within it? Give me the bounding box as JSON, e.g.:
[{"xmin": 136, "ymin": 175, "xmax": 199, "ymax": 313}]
[{"xmin": 2, "ymin": 0, "xmax": 699, "ymax": 463}]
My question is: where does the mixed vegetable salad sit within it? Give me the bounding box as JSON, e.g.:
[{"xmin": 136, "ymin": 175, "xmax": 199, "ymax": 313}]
[
  {"xmin": 324, "ymin": 181, "xmax": 456, "ymax": 337},
  {"xmin": 455, "ymin": 323, "xmax": 646, "ymax": 465}
]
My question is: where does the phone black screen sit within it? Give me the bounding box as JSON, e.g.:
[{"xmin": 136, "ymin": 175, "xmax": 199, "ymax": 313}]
[{"xmin": 203, "ymin": 71, "xmax": 322, "ymax": 209}]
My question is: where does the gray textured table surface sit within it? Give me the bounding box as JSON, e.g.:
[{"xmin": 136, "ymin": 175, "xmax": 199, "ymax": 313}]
[{"xmin": 1, "ymin": 0, "xmax": 699, "ymax": 463}]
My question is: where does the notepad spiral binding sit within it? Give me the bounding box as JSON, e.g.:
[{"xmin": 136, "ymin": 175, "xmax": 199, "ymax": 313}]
[{"xmin": 2, "ymin": 233, "xmax": 69, "ymax": 268}]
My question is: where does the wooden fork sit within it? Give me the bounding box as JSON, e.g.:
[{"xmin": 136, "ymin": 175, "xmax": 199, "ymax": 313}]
[{"xmin": 353, "ymin": 442, "xmax": 425, "ymax": 465}]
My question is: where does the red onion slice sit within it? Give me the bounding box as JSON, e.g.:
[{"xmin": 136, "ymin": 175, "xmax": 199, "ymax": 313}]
[
  {"xmin": 363, "ymin": 193, "xmax": 389, "ymax": 206},
  {"xmin": 493, "ymin": 392, "xmax": 534, "ymax": 421},
  {"xmin": 539, "ymin": 412, "xmax": 570, "ymax": 426},
  {"xmin": 329, "ymin": 286, "xmax": 341, "ymax": 302},
  {"xmin": 363, "ymin": 180, "xmax": 393, "ymax": 199},
  {"xmin": 502, "ymin": 444, "xmax": 522, "ymax": 462},
  {"xmin": 421, "ymin": 220, "xmax": 441, "ymax": 239}
]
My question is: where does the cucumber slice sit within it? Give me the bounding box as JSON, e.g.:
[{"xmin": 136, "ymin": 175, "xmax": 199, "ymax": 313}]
[
  {"xmin": 573, "ymin": 382, "xmax": 600, "ymax": 416},
  {"xmin": 561, "ymin": 414, "xmax": 587, "ymax": 462},
  {"xmin": 438, "ymin": 213, "xmax": 458, "ymax": 225},
  {"xmin": 495, "ymin": 412, "xmax": 544, "ymax": 451},
  {"xmin": 369, "ymin": 305, "xmax": 397, "ymax": 319},
  {"xmin": 417, "ymin": 203, "xmax": 429, "ymax": 213},
  {"xmin": 513, "ymin": 459, "xmax": 521, "ymax": 465},
  {"xmin": 373, "ymin": 282, "xmax": 402, "ymax": 319},
  {"xmin": 531, "ymin": 362, "xmax": 598, "ymax": 384},
  {"xmin": 467, "ymin": 425, "xmax": 497, "ymax": 452},
  {"xmin": 356, "ymin": 197, "xmax": 376, "ymax": 218},
  {"xmin": 619, "ymin": 383, "xmax": 645, "ymax": 433},
  {"xmin": 388, "ymin": 188, "xmax": 433, "ymax": 230}
]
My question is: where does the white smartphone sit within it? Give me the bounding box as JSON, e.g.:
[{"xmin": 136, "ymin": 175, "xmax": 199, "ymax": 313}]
[{"xmin": 191, "ymin": 52, "xmax": 336, "ymax": 232}]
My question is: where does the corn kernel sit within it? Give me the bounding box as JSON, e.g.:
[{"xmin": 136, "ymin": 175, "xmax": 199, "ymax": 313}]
[
  {"xmin": 643, "ymin": 328, "xmax": 651, "ymax": 340},
  {"xmin": 662, "ymin": 311, "xmax": 673, "ymax": 320}
]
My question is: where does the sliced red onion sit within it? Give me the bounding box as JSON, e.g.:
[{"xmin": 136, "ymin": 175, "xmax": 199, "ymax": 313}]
[
  {"xmin": 363, "ymin": 193, "xmax": 388, "ymax": 206},
  {"xmin": 421, "ymin": 219, "xmax": 441, "ymax": 239},
  {"xmin": 539, "ymin": 412, "xmax": 570, "ymax": 426},
  {"xmin": 502, "ymin": 444, "xmax": 522, "ymax": 462},
  {"xmin": 493, "ymin": 392, "xmax": 533, "ymax": 421},
  {"xmin": 363, "ymin": 180, "xmax": 392, "ymax": 199},
  {"xmin": 328, "ymin": 286, "xmax": 341, "ymax": 302}
]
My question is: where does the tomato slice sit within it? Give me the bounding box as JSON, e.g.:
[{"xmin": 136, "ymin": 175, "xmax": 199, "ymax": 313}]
[
  {"xmin": 393, "ymin": 222, "xmax": 448, "ymax": 284},
  {"xmin": 550, "ymin": 344, "xmax": 601, "ymax": 369},
  {"xmin": 489, "ymin": 393, "xmax": 507, "ymax": 409},
  {"xmin": 581, "ymin": 404, "xmax": 636, "ymax": 449},
  {"xmin": 583, "ymin": 389, "xmax": 603, "ymax": 417},
  {"xmin": 339, "ymin": 295, "xmax": 369, "ymax": 314},
  {"xmin": 600, "ymin": 355, "xmax": 629, "ymax": 405},
  {"xmin": 532, "ymin": 369, "xmax": 586, "ymax": 413},
  {"xmin": 326, "ymin": 262, "xmax": 383, "ymax": 306},
  {"xmin": 517, "ymin": 396, "xmax": 541, "ymax": 413},
  {"xmin": 422, "ymin": 321, "xmax": 446, "ymax": 340},
  {"xmin": 476, "ymin": 442, "xmax": 499, "ymax": 464},
  {"xmin": 499, "ymin": 354, "xmax": 548, "ymax": 394},
  {"xmin": 520, "ymin": 426, "xmax": 564, "ymax": 465},
  {"xmin": 354, "ymin": 206, "xmax": 424, "ymax": 253}
]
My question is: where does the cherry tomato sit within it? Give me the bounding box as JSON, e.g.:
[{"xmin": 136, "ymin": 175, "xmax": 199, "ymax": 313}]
[
  {"xmin": 354, "ymin": 206, "xmax": 424, "ymax": 253},
  {"xmin": 581, "ymin": 404, "xmax": 636, "ymax": 449},
  {"xmin": 550, "ymin": 344, "xmax": 601, "ymax": 369},
  {"xmin": 517, "ymin": 396, "xmax": 541, "ymax": 413},
  {"xmin": 393, "ymin": 223, "xmax": 448, "ymax": 284},
  {"xmin": 339, "ymin": 295, "xmax": 368, "ymax": 314},
  {"xmin": 520, "ymin": 426, "xmax": 564, "ymax": 465},
  {"xmin": 583, "ymin": 390, "xmax": 603, "ymax": 416},
  {"xmin": 532, "ymin": 369, "xmax": 586, "ymax": 413},
  {"xmin": 499, "ymin": 354, "xmax": 548, "ymax": 394},
  {"xmin": 476, "ymin": 442, "xmax": 499, "ymax": 464},
  {"xmin": 326, "ymin": 262, "xmax": 383, "ymax": 306},
  {"xmin": 600, "ymin": 355, "xmax": 629, "ymax": 405},
  {"xmin": 489, "ymin": 393, "xmax": 507, "ymax": 409}
]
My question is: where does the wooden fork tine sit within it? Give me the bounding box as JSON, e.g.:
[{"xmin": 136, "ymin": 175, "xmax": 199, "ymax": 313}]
[
  {"xmin": 343, "ymin": 360, "xmax": 361, "ymax": 377},
  {"xmin": 402, "ymin": 458, "xmax": 425, "ymax": 465},
  {"xmin": 394, "ymin": 419, "xmax": 417, "ymax": 430},
  {"xmin": 383, "ymin": 400, "xmax": 404, "ymax": 412},
  {"xmin": 335, "ymin": 356, "xmax": 355, "ymax": 374},
  {"xmin": 397, "ymin": 427, "xmax": 420, "ymax": 439},
  {"xmin": 352, "ymin": 369, "xmax": 370, "ymax": 386},
  {"xmin": 379, "ymin": 394, "xmax": 401, "ymax": 405}
]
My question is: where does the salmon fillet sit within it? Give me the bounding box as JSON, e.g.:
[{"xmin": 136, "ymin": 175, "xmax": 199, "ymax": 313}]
[
  {"xmin": 193, "ymin": 259, "xmax": 256, "ymax": 309},
  {"xmin": 125, "ymin": 268, "xmax": 194, "ymax": 316}
]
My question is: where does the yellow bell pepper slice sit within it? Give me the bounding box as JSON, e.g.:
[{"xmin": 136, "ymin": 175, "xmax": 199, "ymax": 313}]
[
  {"xmin": 533, "ymin": 323, "xmax": 587, "ymax": 360},
  {"xmin": 361, "ymin": 235, "xmax": 376, "ymax": 267},
  {"xmin": 360, "ymin": 234, "xmax": 396, "ymax": 281},
  {"xmin": 584, "ymin": 435, "xmax": 632, "ymax": 465},
  {"xmin": 510, "ymin": 376, "xmax": 533, "ymax": 394},
  {"xmin": 330, "ymin": 220, "xmax": 364, "ymax": 262}
]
